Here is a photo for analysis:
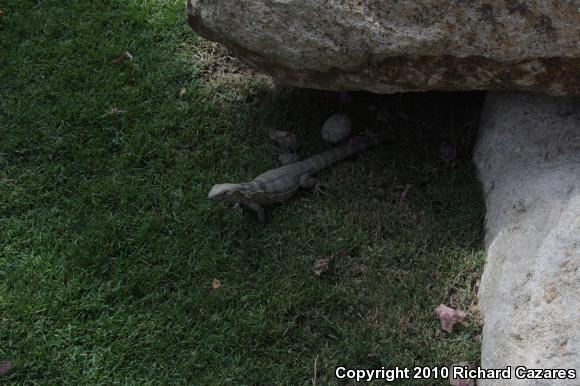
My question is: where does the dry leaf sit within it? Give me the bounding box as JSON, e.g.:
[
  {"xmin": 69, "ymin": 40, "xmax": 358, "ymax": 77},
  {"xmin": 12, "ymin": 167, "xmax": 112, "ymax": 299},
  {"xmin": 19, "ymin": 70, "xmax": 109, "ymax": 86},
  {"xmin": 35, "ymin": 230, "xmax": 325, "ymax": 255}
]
[
  {"xmin": 179, "ymin": 87, "xmax": 187, "ymax": 98},
  {"xmin": 313, "ymin": 258, "xmax": 331, "ymax": 277},
  {"xmin": 312, "ymin": 250, "xmax": 353, "ymax": 277},
  {"xmin": 0, "ymin": 360, "xmax": 11, "ymax": 375},
  {"xmin": 367, "ymin": 352, "xmax": 380, "ymax": 361},
  {"xmin": 101, "ymin": 107, "xmax": 126, "ymax": 117},
  {"xmin": 112, "ymin": 51, "xmax": 133, "ymax": 65},
  {"xmin": 211, "ymin": 278, "xmax": 221, "ymax": 290},
  {"xmin": 435, "ymin": 304, "xmax": 467, "ymax": 333},
  {"xmin": 0, "ymin": 10, "xmax": 5, "ymax": 17}
]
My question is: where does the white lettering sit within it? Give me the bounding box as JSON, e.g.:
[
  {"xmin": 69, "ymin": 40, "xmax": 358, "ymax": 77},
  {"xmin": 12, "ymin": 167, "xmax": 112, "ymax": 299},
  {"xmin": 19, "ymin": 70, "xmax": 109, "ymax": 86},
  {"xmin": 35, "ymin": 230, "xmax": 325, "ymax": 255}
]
[
  {"xmin": 453, "ymin": 366, "xmax": 467, "ymax": 378},
  {"xmin": 516, "ymin": 367, "xmax": 528, "ymax": 378}
]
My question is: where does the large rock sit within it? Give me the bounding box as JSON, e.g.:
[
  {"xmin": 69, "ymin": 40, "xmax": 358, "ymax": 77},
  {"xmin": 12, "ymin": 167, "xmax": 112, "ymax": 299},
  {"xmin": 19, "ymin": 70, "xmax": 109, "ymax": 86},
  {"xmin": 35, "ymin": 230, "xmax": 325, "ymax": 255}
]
[
  {"xmin": 186, "ymin": 0, "xmax": 580, "ymax": 96},
  {"xmin": 474, "ymin": 92, "xmax": 580, "ymax": 384}
]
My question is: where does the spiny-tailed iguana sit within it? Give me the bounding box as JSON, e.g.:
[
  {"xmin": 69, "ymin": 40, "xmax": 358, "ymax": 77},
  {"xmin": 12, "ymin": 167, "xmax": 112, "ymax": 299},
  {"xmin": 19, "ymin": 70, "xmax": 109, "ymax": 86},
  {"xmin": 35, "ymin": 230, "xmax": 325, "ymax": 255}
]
[{"xmin": 208, "ymin": 134, "xmax": 386, "ymax": 227}]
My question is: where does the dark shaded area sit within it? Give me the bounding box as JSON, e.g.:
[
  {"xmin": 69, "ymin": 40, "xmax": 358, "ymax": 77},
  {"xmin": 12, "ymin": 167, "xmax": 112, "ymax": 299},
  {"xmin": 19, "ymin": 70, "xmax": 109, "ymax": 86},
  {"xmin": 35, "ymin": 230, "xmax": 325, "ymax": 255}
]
[{"xmin": 247, "ymin": 88, "xmax": 486, "ymax": 162}]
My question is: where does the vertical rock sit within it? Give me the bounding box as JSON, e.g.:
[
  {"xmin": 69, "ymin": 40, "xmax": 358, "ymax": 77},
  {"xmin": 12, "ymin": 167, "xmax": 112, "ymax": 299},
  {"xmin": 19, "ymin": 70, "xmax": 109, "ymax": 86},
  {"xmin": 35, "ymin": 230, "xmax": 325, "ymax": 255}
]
[{"xmin": 474, "ymin": 92, "xmax": 580, "ymax": 384}]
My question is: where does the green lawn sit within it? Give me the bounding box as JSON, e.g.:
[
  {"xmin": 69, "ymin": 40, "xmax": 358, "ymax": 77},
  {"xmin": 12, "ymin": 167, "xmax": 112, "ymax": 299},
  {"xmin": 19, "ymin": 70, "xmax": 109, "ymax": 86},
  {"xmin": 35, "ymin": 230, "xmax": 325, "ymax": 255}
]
[{"xmin": 1, "ymin": 1, "xmax": 485, "ymax": 384}]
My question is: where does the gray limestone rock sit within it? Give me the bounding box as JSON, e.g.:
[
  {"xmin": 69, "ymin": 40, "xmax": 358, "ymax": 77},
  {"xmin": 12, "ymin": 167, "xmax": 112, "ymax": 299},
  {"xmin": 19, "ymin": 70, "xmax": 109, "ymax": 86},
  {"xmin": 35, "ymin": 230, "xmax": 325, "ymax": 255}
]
[
  {"xmin": 321, "ymin": 113, "xmax": 352, "ymax": 144},
  {"xmin": 186, "ymin": 0, "xmax": 580, "ymax": 95},
  {"xmin": 474, "ymin": 92, "xmax": 580, "ymax": 385}
]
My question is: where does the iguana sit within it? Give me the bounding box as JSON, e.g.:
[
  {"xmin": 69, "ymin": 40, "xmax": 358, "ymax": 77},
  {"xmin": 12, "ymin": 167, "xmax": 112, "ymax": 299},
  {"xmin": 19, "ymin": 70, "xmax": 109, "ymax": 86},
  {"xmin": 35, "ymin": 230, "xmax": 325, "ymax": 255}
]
[{"xmin": 208, "ymin": 134, "xmax": 386, "ymax": 227}]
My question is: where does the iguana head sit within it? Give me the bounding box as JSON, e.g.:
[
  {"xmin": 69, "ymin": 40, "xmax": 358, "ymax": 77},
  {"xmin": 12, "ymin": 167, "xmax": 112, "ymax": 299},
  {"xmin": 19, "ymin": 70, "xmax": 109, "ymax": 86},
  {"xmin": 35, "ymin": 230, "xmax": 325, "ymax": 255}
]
[{"xmin": 208, "ymin": 183, "xmax": 249, "ymax": 203}]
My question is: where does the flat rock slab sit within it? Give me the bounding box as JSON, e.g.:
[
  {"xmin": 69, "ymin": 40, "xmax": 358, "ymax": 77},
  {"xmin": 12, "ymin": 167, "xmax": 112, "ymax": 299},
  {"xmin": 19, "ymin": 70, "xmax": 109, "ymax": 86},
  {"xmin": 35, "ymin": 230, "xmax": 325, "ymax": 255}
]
[
  {"xmin": 187, "ymin": 1, "xmax": 580, "ymax": 95},
  {"xmin": 474, "ymin": 92, "xmax": 580, "ymax": 384}
]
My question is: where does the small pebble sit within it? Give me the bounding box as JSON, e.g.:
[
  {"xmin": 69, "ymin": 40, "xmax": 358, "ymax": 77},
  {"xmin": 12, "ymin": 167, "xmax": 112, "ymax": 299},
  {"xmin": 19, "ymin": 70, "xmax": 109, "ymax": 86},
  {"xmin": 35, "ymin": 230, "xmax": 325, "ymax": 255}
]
[{"xmin": 321, "ymin": 113, "xmax": 352, "ymax": 144}]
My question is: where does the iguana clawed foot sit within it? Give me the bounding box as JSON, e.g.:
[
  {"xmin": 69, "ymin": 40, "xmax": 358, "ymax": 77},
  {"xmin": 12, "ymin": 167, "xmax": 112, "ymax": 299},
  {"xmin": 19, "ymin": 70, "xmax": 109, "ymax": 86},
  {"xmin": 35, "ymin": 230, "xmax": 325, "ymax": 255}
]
[
  {"xmin": 300, "ymin": 174, "xmax": 328, "ymax": 197},
  {"xmin": 311, "ymin": 181, "xmax": 328, "ymax": 197}
]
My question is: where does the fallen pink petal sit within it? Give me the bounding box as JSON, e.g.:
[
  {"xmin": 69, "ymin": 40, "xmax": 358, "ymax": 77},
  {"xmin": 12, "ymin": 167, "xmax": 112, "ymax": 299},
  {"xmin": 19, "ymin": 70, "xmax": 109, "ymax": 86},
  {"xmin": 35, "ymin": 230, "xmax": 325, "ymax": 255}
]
[
  {"xmin": 450, "ymin": 377, "xmax": 475, "ymax": 386},
  {"xmin": 435, "ymin": 304, "xmax": 467, "ymax": 333},
  {"xmin": 449, "ymin": 362, "xmax": 475, "ymax": 386}
]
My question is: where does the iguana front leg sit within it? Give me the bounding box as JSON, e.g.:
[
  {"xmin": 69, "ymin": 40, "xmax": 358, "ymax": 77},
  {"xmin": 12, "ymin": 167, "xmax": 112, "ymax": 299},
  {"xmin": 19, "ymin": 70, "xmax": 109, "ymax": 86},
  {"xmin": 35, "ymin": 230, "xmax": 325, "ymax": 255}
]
[
  {"xmin": 244, "ymin": 201, "xmax": 266, "ymax": 229},
  {"xmin": 299, "ymin": 174, "xmax": 327, "ymax": 196}
]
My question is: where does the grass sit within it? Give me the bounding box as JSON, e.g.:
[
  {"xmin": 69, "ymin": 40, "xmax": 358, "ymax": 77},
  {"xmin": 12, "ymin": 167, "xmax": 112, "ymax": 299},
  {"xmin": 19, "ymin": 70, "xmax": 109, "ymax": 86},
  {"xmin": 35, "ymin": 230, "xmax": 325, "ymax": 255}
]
[{"xmin": 1, "ymin": 0, "xmax": 485, "ymax": 384}]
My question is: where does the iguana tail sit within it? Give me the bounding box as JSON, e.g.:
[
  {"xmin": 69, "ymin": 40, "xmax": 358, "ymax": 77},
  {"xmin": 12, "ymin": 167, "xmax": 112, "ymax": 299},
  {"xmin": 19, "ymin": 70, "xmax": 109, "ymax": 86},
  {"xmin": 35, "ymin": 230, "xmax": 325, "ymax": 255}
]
[{"xmin": 302, "ymin": 133, "xmax": 388, "ymax": 174}]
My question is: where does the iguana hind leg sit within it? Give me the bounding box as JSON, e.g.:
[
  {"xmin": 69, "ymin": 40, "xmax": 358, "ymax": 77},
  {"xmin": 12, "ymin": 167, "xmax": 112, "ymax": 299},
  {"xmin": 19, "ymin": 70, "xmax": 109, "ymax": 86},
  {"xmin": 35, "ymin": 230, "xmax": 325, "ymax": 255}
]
[
  {"xmin": 299, "ymin": 174, "xmax": 328, "ymax": 196},
  {"xmin": 244, "ymin": 201, "xmax": 266, "ymax": 229}
]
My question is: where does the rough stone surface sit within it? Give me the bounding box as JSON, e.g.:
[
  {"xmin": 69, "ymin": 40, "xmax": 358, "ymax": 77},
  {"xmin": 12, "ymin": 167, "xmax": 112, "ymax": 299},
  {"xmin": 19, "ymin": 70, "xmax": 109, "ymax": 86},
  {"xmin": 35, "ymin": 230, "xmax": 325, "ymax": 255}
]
[
  {"xmin": 474, "ymin": 92, "xmax": 580, "ymax": 384},
  {"xmin": 321, "ymin": 113, "xmax": 352, "ymax": 144},
  {"xmin": 186, "ymin": 0, "xmax": 580, "ymax": 96}
]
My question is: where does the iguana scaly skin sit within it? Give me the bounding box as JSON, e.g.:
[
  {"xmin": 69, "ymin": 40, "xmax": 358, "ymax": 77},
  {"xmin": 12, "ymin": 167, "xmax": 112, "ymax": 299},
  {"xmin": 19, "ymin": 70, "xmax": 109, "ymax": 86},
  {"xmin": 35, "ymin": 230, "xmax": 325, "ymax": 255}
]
[{"xmin": 208, "ymin": 135, "xmax": 386, "ymax": 227}]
